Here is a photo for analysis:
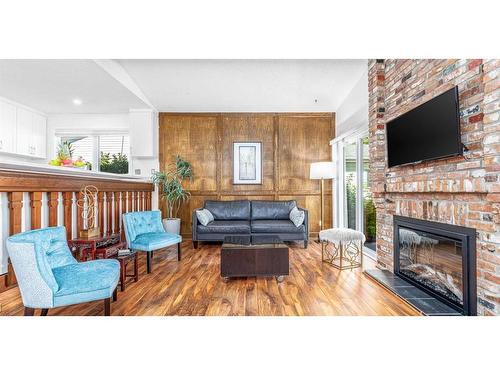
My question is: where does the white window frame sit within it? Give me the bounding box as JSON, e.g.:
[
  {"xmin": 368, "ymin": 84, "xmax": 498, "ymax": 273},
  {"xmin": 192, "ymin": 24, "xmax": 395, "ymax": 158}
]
[{"xmin": 54, "ymin": 129, "xmax": 131, "ymax": 175}]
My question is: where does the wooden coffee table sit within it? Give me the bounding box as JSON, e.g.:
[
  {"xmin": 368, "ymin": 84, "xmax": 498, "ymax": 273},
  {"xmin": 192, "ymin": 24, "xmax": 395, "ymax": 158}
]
[{"xmin": 221, "ymin": 235, "xmax": 289, "ymax": 282}]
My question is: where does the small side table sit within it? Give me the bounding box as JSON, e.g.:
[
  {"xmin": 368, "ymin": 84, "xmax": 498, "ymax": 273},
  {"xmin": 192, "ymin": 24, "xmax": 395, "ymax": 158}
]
[{"xmin": 112, "ymin": 251, "xmax": 139, "ymax": 292}]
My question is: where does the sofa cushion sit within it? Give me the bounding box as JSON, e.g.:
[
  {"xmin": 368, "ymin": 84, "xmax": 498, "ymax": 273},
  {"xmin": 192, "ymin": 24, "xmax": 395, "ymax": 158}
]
[
  {"xmin": 251, "ymin": 200, "xmax": 297, "ymax": 220},
  {"xmin": 251, "ymin": 219, "xmax": 305, "ymax": 233},
  {"xmin": 197, "ymin": 220, "xmax": 251, "ymax": 234},
  {"xmin": 204, "ymin": 200, "xmax": 251, "ymax": 220}
]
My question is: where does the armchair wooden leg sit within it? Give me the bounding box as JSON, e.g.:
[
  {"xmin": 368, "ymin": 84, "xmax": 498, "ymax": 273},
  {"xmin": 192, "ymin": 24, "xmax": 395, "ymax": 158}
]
[
  {"xmin": 304, "ymin": 240, "xmax": 308, "ymax": 249},
  {"xmin": 112, "ymin": 288, "xmax": 118, "ymax": 302},
  {"xmin": 24, "ymin": 307, "xmax": 35, "ymax": 316},
  {"xmin": 146, "ymin": 251, "xmax": 152, "ymax": 274},
  {"xmin": 41, "ymin": 309, "xmax": 48, "ymax": 316},
  {"xmin": 104, "ymin": 298, "xmax": 111, "ymax": 316},
  {"xmin": 193, "ymin": 241, "xmax": 198, "ymax": 249},
  {"xmin": 177, "ymin": 242, "xmax": 181, "ymax": 261}
]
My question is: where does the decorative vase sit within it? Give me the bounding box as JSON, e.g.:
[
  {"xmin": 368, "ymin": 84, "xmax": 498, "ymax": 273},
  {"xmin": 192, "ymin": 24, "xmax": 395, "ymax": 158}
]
[{"xmin": 162, "ymin": 218, "xmax": 181, "ymax": 235}]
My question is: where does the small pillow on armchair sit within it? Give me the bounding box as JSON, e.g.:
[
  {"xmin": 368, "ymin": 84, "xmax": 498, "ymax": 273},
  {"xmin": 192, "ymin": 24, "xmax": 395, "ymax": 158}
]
[
  {"xmin": 289, "ymin": 206, "xmax": 305, "ymax": 227},
  {"xmin": 196, "ymin": 209, "xmax": 214, "ymax": 226}
]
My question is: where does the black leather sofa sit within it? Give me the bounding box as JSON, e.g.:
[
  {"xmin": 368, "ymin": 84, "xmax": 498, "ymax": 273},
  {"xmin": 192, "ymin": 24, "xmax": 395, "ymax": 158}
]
[{"xmin": 192, "ymin": 200, "xmax": 308, "ymax": 249}]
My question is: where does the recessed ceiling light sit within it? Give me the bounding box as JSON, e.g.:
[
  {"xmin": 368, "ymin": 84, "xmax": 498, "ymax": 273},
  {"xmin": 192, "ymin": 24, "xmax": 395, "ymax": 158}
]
[{"xmin": 72, "ymin": 98, "xmax": 82, "ymax": 106}]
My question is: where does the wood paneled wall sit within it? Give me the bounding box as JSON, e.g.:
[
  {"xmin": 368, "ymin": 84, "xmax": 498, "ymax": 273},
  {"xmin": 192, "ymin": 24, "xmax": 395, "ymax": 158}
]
[{"xmin": 159, "ymin": 113, "xmax": 335, "ymax": 237}]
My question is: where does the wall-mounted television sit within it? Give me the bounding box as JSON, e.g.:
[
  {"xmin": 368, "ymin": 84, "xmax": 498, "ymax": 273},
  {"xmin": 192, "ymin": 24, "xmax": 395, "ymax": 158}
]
[{"xmin": 386, "ymin": 86, "xmax": 462, "ymax": 168}]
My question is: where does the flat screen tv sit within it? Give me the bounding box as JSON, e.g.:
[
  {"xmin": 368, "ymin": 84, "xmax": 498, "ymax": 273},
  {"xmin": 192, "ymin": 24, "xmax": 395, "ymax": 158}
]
[{"xmin": 386, "ymin": 86, "xmax": 462, "ymax": 168}]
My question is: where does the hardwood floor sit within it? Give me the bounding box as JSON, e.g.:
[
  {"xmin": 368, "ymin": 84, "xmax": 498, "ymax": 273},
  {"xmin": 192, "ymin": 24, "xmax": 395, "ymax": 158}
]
[{"xmin": 0, "ymin": 241, "xmax": 419, "ymax": 316}]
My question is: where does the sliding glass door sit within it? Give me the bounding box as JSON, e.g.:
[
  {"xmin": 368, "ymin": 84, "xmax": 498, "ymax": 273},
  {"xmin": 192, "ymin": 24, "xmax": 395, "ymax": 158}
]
[{"xmin": 333, "ymin": 131, "xmax": 376, "ymax": 255}]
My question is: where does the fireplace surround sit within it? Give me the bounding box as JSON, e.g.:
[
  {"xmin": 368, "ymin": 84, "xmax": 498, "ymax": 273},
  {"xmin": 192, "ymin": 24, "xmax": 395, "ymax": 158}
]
[{"xmin": 393, "ymin": 216, "xmax": 477, "ymax": 315}]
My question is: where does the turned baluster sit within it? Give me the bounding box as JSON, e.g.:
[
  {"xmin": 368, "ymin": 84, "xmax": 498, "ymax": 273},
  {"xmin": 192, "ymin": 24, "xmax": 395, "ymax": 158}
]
[
  {"xmin": 29, "ymin": 192, "xmax": 43, "ymax": 230},
  {"xmin": 48, "ymin": 192, "xmax": 59, "ymax": 227}
]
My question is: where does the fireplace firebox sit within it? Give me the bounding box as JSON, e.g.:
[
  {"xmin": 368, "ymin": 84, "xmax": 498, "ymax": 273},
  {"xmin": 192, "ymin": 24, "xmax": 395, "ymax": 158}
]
[{"xmin": 394, "ymin": 216, "xmax": 477, "ymax": 315}]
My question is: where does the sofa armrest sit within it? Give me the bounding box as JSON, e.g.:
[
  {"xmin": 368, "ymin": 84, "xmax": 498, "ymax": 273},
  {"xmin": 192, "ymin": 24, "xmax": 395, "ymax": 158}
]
[
  {"xmin": 192, "ymin": 208, "xmax": 202, "ymax": 241},
  {"xmin": 298, "ymin": 207, "xmax": 309, "ymax": 240}
]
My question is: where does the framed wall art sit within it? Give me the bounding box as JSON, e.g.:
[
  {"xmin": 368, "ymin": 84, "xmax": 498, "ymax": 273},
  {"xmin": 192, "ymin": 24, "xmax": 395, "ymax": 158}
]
[{"xmin": 233, "ymin": 142, "xmax": 262, "ymax": 184}]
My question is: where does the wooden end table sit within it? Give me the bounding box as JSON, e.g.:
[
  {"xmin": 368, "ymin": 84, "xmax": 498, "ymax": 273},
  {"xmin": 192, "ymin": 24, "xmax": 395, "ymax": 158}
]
[{"xmin": 111, "ymin": 251, "xmax": 139, "ymax": 292}]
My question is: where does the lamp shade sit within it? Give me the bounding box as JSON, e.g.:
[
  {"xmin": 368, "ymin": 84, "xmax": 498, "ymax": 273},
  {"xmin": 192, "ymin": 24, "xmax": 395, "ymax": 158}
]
[{"xmin": 309, "ymin": 161, "xmax": 335, "ymax": 179}]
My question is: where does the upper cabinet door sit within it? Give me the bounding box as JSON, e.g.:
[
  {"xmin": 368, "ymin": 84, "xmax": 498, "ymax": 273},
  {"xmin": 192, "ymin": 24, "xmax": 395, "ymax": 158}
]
[
  {"xmin": 0, "ymin": 101, "xmax": 17, "ymax": 153},
  {"xmin": 16, "ymin": 107, "xmax": 33, "ymax": 155},
  {"xmin": 32, "ymin": 113, "xmax": 47, "ymax": 158}
]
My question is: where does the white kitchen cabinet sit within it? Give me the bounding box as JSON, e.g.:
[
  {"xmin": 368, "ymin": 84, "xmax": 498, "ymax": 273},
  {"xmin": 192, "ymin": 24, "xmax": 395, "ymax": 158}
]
[
  {"xmin": 0, "ymin": 101, "xmax": 17, "ymax": 153},
  {"xmin": 32, "ymin": 112, "xmax": 47, "ymax": 158},
  {"xmin": 5, "ymin": 103, "xmax": 47, "ymax": 158},
  {"xmin": 16, "ymin": 107, "xmax": 33, "ymax": 155}
]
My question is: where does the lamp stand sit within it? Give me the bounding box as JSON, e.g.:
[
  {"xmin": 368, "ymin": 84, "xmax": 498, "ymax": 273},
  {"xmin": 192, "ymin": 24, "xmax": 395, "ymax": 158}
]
[{"xmin": 320, "ymin": 178, "xmax": 324, "ymax": 232}]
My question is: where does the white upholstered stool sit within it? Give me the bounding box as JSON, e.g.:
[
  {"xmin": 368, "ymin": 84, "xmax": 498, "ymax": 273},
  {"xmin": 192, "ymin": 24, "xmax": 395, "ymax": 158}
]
[{"xmin": 319, "ymin": 228, "xmax": 366, "ymax": 270}]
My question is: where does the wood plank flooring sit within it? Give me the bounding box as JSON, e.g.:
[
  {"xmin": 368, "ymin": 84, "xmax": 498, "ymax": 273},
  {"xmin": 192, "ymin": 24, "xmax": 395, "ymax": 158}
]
[{"xmin": 0, "ymin": 241, "xmax": 419, "ymax": 316}]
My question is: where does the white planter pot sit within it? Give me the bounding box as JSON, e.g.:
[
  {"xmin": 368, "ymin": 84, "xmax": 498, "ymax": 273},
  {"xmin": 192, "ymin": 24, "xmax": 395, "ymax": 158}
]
[{"xmin": 163, "ymin": 218, "xmax": 181, "ymax": 235}]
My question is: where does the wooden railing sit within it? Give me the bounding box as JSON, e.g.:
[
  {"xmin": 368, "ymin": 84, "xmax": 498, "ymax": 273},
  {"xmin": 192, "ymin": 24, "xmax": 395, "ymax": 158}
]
[{"xmin": 0, "ymin": 167, "xmax": 154, "ymax": 290}]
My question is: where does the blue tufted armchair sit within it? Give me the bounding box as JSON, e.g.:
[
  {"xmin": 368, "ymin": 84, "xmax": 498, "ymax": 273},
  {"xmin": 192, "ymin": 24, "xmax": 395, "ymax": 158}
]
[
  {"xmin": 122, "ymin": 210, "xmax": 182, "ymax": 274},
  {"xmin": 6, "ymin": 226, "xmax": 120, "ymax": 316}
]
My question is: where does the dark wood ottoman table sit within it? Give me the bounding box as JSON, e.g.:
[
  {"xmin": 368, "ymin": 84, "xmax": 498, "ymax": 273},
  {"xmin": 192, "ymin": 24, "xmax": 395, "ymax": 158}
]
[{"xmin": 221, "ymin": 235, "xmax": 289, "ymax": 282}]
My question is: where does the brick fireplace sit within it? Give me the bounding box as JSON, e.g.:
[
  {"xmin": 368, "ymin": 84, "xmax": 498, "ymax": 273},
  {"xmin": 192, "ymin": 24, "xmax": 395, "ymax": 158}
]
[{"xmin": 368, "ymin": 59, "xmax": 499, "ymax": 316}]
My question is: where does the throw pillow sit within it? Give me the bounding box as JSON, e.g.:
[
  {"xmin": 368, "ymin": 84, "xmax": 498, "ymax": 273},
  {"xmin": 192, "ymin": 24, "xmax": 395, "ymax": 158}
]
[
  {"xmin": 289, "ymin": 206, "xmax": 305, "ymax": 227},
  {"xmin": 196, "ymin": 209, "xmax": 214, "ymax": 226}
]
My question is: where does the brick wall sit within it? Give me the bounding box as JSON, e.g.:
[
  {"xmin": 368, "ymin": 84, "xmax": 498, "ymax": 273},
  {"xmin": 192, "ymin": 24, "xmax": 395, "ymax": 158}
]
[{"xmin": 368, "ymin": 59, "xmax": 500, "ymax": 315}]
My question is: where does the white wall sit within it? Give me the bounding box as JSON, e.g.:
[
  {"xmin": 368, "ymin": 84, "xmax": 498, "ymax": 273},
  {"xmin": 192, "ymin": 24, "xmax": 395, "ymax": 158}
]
[{"xmin": 335, "ymin": 69, "xmax": 368, "ymax": 138}]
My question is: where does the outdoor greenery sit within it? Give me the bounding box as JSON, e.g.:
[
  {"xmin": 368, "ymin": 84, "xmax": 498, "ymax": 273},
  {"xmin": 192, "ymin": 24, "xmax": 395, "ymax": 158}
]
[
  {"xmin": 345, "ymin": 175, "xmax": 376, "ymax": 240},
  {"xmin": 152, "ymin": 155, "xmax": 193, "ymax": 218},
  {"xmin": 100, "ymin": 152, "xmax": 129, "ymax": 174},
  {"xmin": 364, "ymin": 196, "xmax": 376, "ymax": 240},
  {"xmin": 345, "ymin": 175, "xmax": 357, "ymax": 230}
]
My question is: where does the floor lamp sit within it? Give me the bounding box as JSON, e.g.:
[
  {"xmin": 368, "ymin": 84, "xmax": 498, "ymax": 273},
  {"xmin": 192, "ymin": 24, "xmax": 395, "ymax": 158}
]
[{"xmin": 310, "ymin": 161, "xmax": 335, "ymax": 233}]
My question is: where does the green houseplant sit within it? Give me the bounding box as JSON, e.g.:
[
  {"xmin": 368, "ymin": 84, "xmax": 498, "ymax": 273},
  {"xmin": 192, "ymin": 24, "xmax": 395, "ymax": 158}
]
[{"xmin": 152, "ymin": 155, "xmax": 193, "ymax": 234}]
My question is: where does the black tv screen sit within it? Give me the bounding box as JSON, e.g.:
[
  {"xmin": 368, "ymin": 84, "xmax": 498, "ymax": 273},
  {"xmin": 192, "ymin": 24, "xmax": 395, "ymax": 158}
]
[{"xmin": 386, "ymin": 86, "xmax": 462, "ymax": 168}]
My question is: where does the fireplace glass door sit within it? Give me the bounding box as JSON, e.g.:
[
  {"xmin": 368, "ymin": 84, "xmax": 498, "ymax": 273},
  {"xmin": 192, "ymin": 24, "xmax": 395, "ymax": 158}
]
[{"xmin": 397, "ymin": 227, "xmax": 464, "ymax": 307}]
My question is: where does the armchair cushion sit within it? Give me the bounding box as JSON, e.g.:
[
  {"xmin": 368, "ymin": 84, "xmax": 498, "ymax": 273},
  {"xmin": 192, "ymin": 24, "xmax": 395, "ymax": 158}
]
[
  {"xmin": 130, "ymin": 232, "xmax": 182, "ymax": 252},
  {"xmin": 53, "ymin": 259, "xmax": 120, "ymax": 307}
]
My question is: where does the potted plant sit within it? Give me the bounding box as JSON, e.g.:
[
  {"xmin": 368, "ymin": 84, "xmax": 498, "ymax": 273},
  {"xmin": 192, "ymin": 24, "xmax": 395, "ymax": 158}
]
[{"xmin": 152, "ymin": 155, "xmax": 193, "ymax": 234}]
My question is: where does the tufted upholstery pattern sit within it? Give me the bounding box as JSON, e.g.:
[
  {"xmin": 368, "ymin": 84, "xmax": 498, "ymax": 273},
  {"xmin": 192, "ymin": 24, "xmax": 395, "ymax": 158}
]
[
  {"xmin": 53, "ymin": 260, "xmax": 120, "ymax": 307},
  {"xmin": 122, "ymin": 210, "xmax": 182, "ymax": 253},
  {"xmin": 122, "ymin": 210, "xmax": 165, "ymax": 243},
  {"xmin": 6, "ymin": 226, "xmax": 120, "ymax": 309}
]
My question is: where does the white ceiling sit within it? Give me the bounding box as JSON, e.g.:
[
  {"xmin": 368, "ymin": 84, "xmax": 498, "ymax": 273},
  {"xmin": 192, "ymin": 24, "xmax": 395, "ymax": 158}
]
[
  {"xmin": 118, "ymin": 59, "xmax": 367, "ymax": 112},
  {"xmin": 0, "ymin": 60, "xmax": 149, "ymax": 114},
  {"xmin": 0, "ymin": 59, "xmax": 367, "ymax": 114}
]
